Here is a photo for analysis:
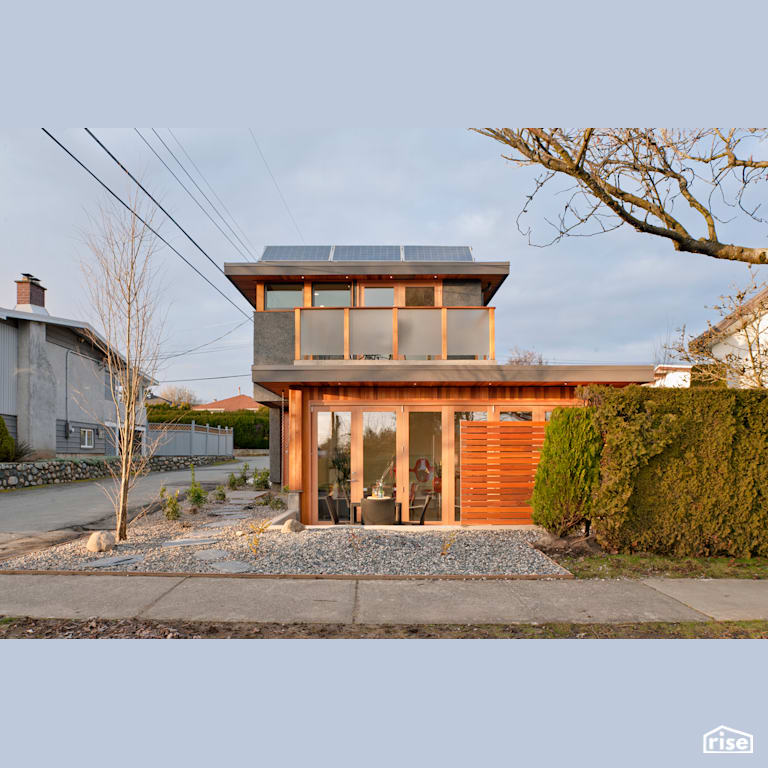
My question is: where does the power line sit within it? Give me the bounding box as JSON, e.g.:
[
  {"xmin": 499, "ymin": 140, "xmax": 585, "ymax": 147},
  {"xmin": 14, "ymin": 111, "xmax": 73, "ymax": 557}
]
[
  {"xmin": 158, "ymin": 373, "xmax": 252, "ymax": 383},
  {"xmin": 83, "ymin": 128, "xmax": 232, "ymax": 280},
  {"xmin": 248, "ymin": 128, "xmax": 305, "ymax": 244},
  {"xmin": 42, "ymin": 129, "xmax": 252, "ymax": 321},
  {"xmin": 134, "ymin": 129, "xmax": 253, "ymax": 262},
  {"xmin": 167, "ymin": 128, "xmax": 260, "ymax": 258},
  {"xmin": 158, "ymin": 318, "xmax": 250, "ymax": 360},
  {"xmin": 151, "ymin": 129, "xmax": 255, "ymax": 260}
]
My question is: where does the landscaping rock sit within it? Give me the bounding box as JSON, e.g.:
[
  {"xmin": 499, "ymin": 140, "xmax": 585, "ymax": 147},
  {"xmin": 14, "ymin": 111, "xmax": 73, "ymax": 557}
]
[
  {"xmin": 281, "ymin": 519, "xmax": 305, "ymax": 533},
  {"xmin": 86, "ymin": 531, "xmax": 116, "ymax": 553}
]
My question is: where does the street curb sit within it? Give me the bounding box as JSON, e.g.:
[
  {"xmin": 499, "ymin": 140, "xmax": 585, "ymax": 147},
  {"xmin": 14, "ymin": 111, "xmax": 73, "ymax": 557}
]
[{"xmin": 0, "ymin": 568, "xmax": 574, "ymax": 581}]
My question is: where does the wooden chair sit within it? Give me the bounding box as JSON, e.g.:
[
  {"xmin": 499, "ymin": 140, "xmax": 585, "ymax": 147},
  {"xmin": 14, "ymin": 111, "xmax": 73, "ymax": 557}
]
[{"xmin": 403, "ymin": 492, "xmax": 433, "ymax": 526}]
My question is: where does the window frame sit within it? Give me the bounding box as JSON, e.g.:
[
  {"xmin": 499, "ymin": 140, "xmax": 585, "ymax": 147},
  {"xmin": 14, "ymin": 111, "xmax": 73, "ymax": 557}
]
[
  {"xmin": 265, "ymin": 282, "xmax": 305, "ymax": 311},
  {"xmin": 80, "ymin": 428, "xmax": 95, "ymax": 449}
]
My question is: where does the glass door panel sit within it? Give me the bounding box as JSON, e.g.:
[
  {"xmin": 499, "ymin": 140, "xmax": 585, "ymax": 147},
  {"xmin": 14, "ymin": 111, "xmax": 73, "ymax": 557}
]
[
  {"xmin": 407, "ymin": 411, "xmax": 442, "ymax": 521},
  {"xmin": 454, "ymin": 410, "xmax": 487, "ymax": 521},
  {"xmin": 316, "ymin": 411, "xmax": 351, "ymax": 522},
  {"xmin": 362, "ymin": 411, "xmax": 397, "ymax": 501}
]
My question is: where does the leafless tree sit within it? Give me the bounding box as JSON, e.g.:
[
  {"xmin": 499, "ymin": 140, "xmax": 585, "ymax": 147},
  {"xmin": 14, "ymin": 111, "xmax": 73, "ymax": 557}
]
[
  {"xmin": 670, "ymin": 268, "xmax": 768, "ymax": 388},
  {"xmin": 81, "ymin": 188, "xmax": 165, "ymax": 540},
  {"xmin": 506, "ymin": 346, "xmax": 545, "ymax": 365},
  {"xmin": 472, "ymin": 129, "xmax": 768, "ymax": 265},
  {"xmin": 158, "ymin": 385, "xmax": 200, "ymax": 406}
]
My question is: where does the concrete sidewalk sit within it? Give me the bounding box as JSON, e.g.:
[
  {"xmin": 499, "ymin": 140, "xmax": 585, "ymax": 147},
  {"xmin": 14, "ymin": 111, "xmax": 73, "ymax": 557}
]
[
  {"xmin": 1, "ymin": 573, "xmax": 766, "ymax": 624},
  {"xmin": 0, "ymin": 457, "xmax": 267, "ymax": 560}
]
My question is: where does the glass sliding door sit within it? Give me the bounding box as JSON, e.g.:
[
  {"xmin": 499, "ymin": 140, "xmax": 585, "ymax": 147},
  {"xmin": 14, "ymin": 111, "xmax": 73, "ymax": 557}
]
[
  {"xmin": 362, "ymin": 411, "xmax": 397, "ymax": 500},
  {"xmin": 454, "ymin": 410, "xmax": 487, "ymax": 521},
  {"xmin": 407, "ymin": 411, "xmax": 442, "ymax": 521},
  {"xmin": 316, "ymin": 411, "xmax": 352, "ymax": 521}
]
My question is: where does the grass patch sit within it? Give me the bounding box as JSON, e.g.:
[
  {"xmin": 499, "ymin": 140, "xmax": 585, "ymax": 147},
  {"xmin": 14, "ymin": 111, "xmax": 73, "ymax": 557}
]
[
  {"xmin": 559, "ymin": 552, "xmax": 768, "ymax": 580},
  {"xmin": 1, "ymin": 616, "xmax": 768, "ymax": 638}
]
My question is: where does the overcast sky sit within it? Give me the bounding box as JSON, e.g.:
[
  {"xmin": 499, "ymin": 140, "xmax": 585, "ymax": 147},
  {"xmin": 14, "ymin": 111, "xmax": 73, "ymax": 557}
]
[{"xmin": 1, "ymin": 128, "xmax": 764, "ymax": 401}]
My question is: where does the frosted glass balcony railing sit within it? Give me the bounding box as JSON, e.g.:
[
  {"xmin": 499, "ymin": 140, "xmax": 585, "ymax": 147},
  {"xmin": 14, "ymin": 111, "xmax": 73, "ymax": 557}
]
[{"xmin": 295, "ymin": 307, "xmax": 494, "ymax": 361}]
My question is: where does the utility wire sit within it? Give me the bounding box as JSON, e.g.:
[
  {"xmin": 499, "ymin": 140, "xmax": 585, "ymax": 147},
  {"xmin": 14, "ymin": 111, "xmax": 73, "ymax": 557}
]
[
  {"xmin": 151, "ymin": 129, "xmax": 254, "ymax": 260},
  {"xmin": 167, "ymin": 128, "xmax": 260, "ymax": 258},
  {"xmin": 158, "ymin": 318, "xmax": 250, "ymax": 360},
  {"xmin": 42, "ymin": 129, "xmax": 252, "ymax": 321},
  {"xmin": 135, "ymin": 129, "xmax": 253, "ymax": 262},
  {"xmin": 83, "ymin": 128, "xmax": 232, "ymax": 280},
  {"xmin": 158, "ymin": 373, "xmax": 251, "ymax": 383},
  {"xmin": 248, "ymin": 128, "xmax": 305, "ymax": 244}
]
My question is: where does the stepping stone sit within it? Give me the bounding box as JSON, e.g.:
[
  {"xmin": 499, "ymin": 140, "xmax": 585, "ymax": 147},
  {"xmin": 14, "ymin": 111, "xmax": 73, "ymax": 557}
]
[
  {"xmin": 209, "ymin": 511, "xmax": 248, "ymax": 519},
  {"xmin": 203, "ymin": 520, "xmax": 240, "ymax": 528},
  {"xmin": 193, "ymin": 549, "xmax": 230, "ymax": 562},
  {"xmin": 162, "ymin": 538, "xmax": 217, "ymax": 548},
  {"xmin": 84, "ymin": 554, "xmax": 145, "ymax": 569},
  {"xmin": 211, "ymin": 560, "xmax": 252, "ymax": 574}
]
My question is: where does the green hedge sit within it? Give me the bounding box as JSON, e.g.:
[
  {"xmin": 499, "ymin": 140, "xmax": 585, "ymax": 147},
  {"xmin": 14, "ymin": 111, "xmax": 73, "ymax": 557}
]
[
  {"xmin": 531, "ymin": 407, "xmax": 601, "ymax": 536},
  {"xmin": 0, "ymin": 415, "xmax": 15, "ymax": 461},
  {"xmin": 534, "ymin": 386, "xmax": 768, "ymax": 557},
  {"xmin": 146, "ymin": 405, "xmax": 269, "ymax": 449}
]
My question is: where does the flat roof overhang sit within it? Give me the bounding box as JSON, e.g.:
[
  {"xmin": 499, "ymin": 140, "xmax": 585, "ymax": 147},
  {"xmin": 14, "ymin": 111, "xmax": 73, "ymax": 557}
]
[
  {"xmin": 251, "ymin": 362, "xmax": 656, "ymax": 395},
  {"xmin": 224, "ymin": 261, "xmax": 510, "ymax": 306}
]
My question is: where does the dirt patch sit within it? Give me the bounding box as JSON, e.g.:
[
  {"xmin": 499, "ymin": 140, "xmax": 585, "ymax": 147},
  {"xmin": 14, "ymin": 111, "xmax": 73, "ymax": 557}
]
[
  {"xmin": 533, "ymin": 531, "xmax": 603, "ymax": 558},
  {"xmin": 2, "ymin": 615, "xmax": 767, "ymax": 639}
]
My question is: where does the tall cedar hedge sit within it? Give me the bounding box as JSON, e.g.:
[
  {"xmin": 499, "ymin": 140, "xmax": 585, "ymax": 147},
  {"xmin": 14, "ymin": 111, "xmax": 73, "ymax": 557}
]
[
  {"xmin": 0, "ymin": 415, "xmax": 15, "ymax": 461},
  {"xmin": 531, "ymin": 407, "xmax": 601, "ymax": 536},
  {"xmin": 539, "ymin": 386, "xmax": 768, "ymax": 557},
  {"xmin": 146, "ymin": 406, "xmax": 269, "ymax": 449}
]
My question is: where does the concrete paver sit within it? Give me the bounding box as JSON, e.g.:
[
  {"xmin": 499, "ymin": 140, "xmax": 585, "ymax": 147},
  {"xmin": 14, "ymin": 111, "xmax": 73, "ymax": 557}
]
[
  {"xmin": 355, "ymin": 579, "xmax": 709, "ymax": 624},
  {"xmin": 643, "ymin": 578, "xmax": 768, "ymax": 620},
  {"xmin": 140, "ymin": 577, "xmax": 357, "ymax": 623},
  {"xmin": 0, "ymin": 574, "xmax": 185, "ymax": 619}
]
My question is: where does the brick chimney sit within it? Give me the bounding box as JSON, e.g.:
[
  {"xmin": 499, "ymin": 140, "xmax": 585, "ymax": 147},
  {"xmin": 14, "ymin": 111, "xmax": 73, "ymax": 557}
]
[{"xmin": 14, "ymin": 273, "xmax": 48, "ymax": 315}]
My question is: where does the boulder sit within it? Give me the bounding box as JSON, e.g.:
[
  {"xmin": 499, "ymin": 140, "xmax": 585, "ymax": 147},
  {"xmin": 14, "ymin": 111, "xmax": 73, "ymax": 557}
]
[
  {"xmin": 86, "ymin": 531, "xmax": 116, "ymax": 553},
  {"xmin": 281, "ymin": 518, "xmax": 305, "ymax": 533}
]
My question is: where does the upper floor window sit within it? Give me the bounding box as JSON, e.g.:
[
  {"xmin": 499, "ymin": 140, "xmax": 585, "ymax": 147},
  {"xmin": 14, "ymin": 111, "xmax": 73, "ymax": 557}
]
[
  {"xmin": 405, "ymin": 285, "xmax": 435, "ymax": 307},
  {"xmin": 266, "ymin": 283, "xmax": 303, "ymax": 309},
  {"xmin": 312, "ymin": 283, "xmax": 351, "ymax": 307},
  {"xmin": 363, "ymin": 286, "xmax": 394, "ymax": 306}
]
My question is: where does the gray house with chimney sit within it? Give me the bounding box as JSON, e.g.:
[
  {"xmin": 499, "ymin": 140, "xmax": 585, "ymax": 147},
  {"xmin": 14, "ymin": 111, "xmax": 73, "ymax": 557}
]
[{"xmin": 0, "ymin": 274, "xmax": 148, "ymax": 458}]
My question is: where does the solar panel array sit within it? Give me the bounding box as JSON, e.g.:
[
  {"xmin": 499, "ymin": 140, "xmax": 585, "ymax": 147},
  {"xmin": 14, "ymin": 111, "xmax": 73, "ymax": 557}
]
[{"xmin": 260, "ymin": 245, "xmax": 474, "ymax": 262}]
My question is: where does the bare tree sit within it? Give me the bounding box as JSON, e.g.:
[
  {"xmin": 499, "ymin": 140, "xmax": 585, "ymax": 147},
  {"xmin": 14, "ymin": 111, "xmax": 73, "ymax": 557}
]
[
  {"xmin": 670, "ymin": 268, "xmax": 768, "ymax": 388},
  {"xmin": 506, "ymin": 346, "xmax": 545, "ymax": 365},
  {"xmin": 472, "ymin": 129, "xmax": 768, "ymax": 265},
  {"xmin": 81, "ymin": 188, "xmax": 165, "ymax": 540},
  {"xmin": 158, "ymin": 385, "xmax": 200, "ymax": 406}
]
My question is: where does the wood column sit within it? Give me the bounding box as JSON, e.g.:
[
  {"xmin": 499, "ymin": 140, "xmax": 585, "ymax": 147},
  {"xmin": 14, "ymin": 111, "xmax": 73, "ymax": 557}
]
[{"xmin": 287, "ymin": 389, "xmax": 303, "ymax": 492}]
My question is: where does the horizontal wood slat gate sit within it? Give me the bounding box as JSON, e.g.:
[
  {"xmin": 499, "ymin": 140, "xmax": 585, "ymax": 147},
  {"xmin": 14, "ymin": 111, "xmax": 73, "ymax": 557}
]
[{"xmin": 460, "ymin": 421, "xmax": 547, "ymax": 525}]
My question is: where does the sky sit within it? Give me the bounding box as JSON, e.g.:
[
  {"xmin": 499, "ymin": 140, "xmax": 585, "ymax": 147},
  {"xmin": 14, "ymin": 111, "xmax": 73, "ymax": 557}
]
[{"xmin": 1, "ymin": 127, "xmax": 765, "ymax": 402}]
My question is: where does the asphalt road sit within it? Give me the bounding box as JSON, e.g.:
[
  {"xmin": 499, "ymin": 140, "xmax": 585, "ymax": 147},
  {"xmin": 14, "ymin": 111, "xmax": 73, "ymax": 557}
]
[{"xmin": 0, "ymin": 457, "xmax": 268, "ymax": 559}]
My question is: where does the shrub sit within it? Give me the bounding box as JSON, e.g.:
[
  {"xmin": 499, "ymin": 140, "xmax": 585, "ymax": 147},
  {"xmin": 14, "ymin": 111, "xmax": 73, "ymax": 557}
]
[
  {"xmin": 213, "ymin": 485, "xmax": 227, "ymax": 502},
  {"xmin": 186, "ymin": 464, "xmax": 208, "ymax": 510},
  {"xmin": 582, "ymin": 386, "xmax": 768, "ymax": 557},
  {"xmin": 161, "ymin": 487, "xmax": 180, "ymax": 520},
  {"xmin": 227, "ymin": 472, "xmax": 239, "ymax": 490},
  {"xmin": 257, "ymin": 491, "xmax": 287, "ymax": 511},
  {"xmin": 239, "ymin": 462, "xmax": 250, "ymax": 485},
  {"xmin": 253, "ymin": 468, "xmax": 270, "ymax": 490},
  {"xmin": 531, "ymin": 407, "xmax": 601, "ymax": 537},
  {"xmin": 0, "ymin": 416, "xmax": 15, "ymax": 462}
]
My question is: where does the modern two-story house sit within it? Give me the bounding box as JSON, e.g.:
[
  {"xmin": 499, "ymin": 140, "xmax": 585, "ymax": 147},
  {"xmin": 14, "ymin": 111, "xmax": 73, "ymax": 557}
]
[{"xmin": 225, "ymin": 246, "xmax": 655, "ymax": 526}]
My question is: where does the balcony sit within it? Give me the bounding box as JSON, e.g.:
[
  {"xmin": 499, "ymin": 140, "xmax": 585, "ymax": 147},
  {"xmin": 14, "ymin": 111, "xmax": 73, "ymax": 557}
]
[{"xmin": 294, "ymin": 306, "xmax": 495, "ymax": 361}]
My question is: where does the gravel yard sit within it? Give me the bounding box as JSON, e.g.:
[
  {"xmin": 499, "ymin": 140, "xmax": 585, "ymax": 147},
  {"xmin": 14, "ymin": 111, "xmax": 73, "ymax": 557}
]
[{"xmin": 0, "ymin": 491, "xmax": 567, "ymax": 577}]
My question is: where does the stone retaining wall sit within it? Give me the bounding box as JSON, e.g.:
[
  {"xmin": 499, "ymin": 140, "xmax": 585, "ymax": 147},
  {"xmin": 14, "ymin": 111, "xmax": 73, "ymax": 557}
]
[{"xmin": 0, "ymin": 455, "xmax": 233, "ymax": 491}]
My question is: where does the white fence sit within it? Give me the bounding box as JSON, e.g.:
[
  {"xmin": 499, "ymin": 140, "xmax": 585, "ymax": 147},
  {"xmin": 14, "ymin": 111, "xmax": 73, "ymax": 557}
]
[{"xmin": 148, "ymin": 421, "xmax": 234, "ymax": 457}]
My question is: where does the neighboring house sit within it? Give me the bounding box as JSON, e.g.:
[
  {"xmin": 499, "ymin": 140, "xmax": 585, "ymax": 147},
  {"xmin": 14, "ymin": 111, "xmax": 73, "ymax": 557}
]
[
  {"xmin": 225, "ymin": 245, "xmax": 655, "ymax": 526},
  {"xmin": 691, "ymin": 285, "xmax": 768, "ymax": 387},
  {"xmin": 191, "ymin": 391, "xmax": 263, "ymax": 412},
  {"xmin": 0, "ymin": 274, "xmax": 149, "ymax": 459},
  {"xmin": 650, "ymin": 364, "xmax": 692, "ymax": 388}
]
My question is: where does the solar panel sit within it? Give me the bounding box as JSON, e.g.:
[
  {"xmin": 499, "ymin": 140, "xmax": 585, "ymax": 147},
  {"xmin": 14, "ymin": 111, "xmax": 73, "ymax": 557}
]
[
  {"xmin": 403, "ymin": 246, "xmax": 473, "ymax": 262},
  {"xmin": 261, "ymin": 245, "xmax": 331, "ymax": 261},
  {"xmin": 332, "ymin": 245, "xmax": 401, "ymax": 261}
]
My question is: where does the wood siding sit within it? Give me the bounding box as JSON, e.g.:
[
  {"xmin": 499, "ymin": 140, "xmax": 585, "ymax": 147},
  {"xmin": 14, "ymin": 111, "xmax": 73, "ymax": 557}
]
[{"xmin": 460, "ymin": 421, "xmax": 547, "ymax": 525}]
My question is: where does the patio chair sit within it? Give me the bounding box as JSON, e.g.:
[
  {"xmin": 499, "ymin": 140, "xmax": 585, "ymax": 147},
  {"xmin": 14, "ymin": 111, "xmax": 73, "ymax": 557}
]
[
  {"xmin": 361, "ymin": 497, "xmax": 397, "ymax": 525},
  {"xmin": 402, "ymin": 492, "xmax": 433, "ymax": 526}
]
